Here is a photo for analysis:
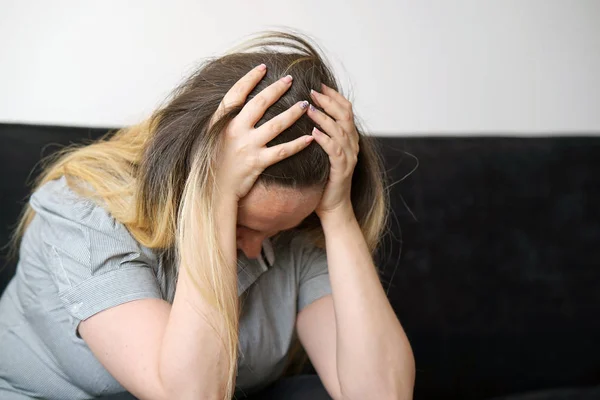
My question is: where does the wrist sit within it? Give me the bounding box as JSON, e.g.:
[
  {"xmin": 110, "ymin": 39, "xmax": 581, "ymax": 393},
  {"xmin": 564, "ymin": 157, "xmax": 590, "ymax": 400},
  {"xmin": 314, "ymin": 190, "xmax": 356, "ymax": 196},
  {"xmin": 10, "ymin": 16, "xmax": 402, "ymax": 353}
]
[
  {"xmin": 215, "ymin": 193, "xmax": 239, "ymax": 213},
  {"xmin": 213, "ymin": 195, "xmax": 239, "ymax": 266},
  {"xmin": 318, "ymin": 202, "xmax": 356, "ymax": 230},
  {"xmin": 214, "ymin": 194, "xmax": 239, "ymax": 234}
]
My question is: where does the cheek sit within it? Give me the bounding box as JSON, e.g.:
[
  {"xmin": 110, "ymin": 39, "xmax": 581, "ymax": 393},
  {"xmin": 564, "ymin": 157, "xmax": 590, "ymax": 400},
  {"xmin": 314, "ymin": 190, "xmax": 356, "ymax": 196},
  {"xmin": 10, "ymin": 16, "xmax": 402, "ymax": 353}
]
[
  {"xmin": 236, "ymin": 228, "xmax": 244, "ymax": 240},
  {"xmin": 236, "ymin": 227, "xmax": 262, "ymax": 242}
]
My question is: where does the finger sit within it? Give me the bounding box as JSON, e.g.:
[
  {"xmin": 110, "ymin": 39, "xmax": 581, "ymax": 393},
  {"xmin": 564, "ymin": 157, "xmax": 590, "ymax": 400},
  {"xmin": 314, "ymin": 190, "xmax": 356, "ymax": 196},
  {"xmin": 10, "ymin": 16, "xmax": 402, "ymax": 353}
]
[
  {"xmin": 254, "ymin": 100, "xmax": 309, "ymax": 145},
  {"xmin": 306, "ymin": 104, "xmax": 344, "ymax": 140},
  {"xmin": 213, "ymin": 64, "xmax": 267, "ymax": 121},
  {"xmin": 321, "ymin": 83, "xmax": 352, "ymax": 109},
  {"xmin": 310, "ymin": 89, "xmax": 352, "ymax": 122},
  {"xmin": 311, "ymin": 127, "xmax": 344, "ymax": 160},
  {"xmin": 260, "ymin": 135, "xmax": 314, "ymax": 167},
  {"xmin": 238, "ymin": 75, "xmax": 294, "ymax": 127}
]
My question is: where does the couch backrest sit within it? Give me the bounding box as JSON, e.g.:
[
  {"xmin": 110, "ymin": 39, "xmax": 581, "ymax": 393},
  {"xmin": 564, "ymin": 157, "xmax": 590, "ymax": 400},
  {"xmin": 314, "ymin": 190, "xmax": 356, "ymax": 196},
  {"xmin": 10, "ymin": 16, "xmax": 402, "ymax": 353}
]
[{"xmin": 1, "ymin": 123, "xmax": 599, "ymax": 399}]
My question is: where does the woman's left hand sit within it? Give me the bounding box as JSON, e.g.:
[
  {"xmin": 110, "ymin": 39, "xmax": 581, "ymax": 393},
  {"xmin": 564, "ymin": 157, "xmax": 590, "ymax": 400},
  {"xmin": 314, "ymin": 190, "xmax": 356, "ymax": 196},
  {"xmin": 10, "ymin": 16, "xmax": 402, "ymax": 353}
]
[{"xmin": 307, "ymin": 84, "xmax": 359, "ymax": 219}]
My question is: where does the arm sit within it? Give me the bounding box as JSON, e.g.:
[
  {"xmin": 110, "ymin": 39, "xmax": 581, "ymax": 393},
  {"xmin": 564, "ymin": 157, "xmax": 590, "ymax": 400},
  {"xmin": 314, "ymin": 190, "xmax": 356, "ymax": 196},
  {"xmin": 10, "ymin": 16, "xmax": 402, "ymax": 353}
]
[
  {"xmin": 79, "ymin": 198, "xmax": 239, "ymax": 400},
  {"xmin": 298, "ymin": 208, "xmax": 415, "ymax": 400},
  {"xmin": 297, "ymin": 84, "xmax": 415, "ymax": 399},
  {"xmin": 79, "ymin": 64, "xmax": 313, "ymax": 400},
  {"xmin": 158, "ymin": 197, "xmax": 240, "ymax": 398}
]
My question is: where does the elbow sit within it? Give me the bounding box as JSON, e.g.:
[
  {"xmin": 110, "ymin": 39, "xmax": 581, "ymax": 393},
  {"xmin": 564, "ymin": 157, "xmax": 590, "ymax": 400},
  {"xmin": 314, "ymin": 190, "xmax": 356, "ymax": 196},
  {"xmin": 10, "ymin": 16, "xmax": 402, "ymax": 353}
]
[
  {"xmin": 383, "ymin": 381, "xmax": 415, "ymax": 400},
  {"xmin": 387, "ymin": 367, "xmax": 416, "ymax": 400},
  {"xmin": 338, "ymin": 361, "xmax": 416, "ymax": 400},
  {"xmin": 394, "ymin": 350, "xmax": 416, "ymax": 400},
  {"xmin": 155, "ymin": 374, "xmax": 223, "ymax": 400},
  {"xmin": 338, "ymin": 387, "xmax": 413, "ymax": 400},
  {"xmin": 158, "ymin": 382, "xmax": 224, "ymax": 400},
  {"xmin": 344, "ymin": 386, "xmax": 414, "ymax": 400},
  {"xmin": 370, "ymin": 348, "xmax": 416, "ymax": 400},
  {"xmin": 337, "ymin": 377, "xmax": 415, "ymax": 400},
  {"xmin": 353, "ymin": 382, "xmax": 414, "ymax": 400},
  {"xmin": 158, "ymin": 386, "xmax": 222, "ymax": 400},
  {"xmin": 387, "ymin": 335, "xmax": 416, "ymax": 400}
]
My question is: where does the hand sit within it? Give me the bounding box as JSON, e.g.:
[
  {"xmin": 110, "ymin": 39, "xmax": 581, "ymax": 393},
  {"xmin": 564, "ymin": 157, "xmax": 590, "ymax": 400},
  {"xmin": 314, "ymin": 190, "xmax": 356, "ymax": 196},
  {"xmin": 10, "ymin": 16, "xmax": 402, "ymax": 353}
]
[
  {"xmin": 307, "ymin": 84, "xmax": 359, "ymax": 218},
  {"xmin": 212, "ymin": 64, "xmax": 313, "ymax": 200}
]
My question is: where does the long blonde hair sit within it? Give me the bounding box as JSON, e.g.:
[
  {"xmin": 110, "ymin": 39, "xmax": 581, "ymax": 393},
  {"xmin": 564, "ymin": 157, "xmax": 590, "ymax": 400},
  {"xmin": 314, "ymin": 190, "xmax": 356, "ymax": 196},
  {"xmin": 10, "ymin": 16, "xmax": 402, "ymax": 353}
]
[{"xmin": 12, "ymin": 30, "xmax": 388, "ymax": 398}]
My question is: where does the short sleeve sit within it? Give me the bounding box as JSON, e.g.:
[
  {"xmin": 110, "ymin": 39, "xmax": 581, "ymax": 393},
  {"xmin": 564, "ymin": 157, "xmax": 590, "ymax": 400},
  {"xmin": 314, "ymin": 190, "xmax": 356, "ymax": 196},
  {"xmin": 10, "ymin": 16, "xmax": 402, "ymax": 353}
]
[
  {"xmin": 30, "ymin": 178, "xmax": 163, "ymax": 323},
  {"xmin": 292, "ymin": 235, "xmax": 332, "ymax": 312}
]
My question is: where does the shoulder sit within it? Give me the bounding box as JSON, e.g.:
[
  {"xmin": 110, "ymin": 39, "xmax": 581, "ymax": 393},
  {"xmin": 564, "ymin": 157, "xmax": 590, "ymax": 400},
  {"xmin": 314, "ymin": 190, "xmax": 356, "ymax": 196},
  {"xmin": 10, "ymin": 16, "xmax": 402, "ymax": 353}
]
[
  {"xmin": 29, "ymin": 176, "xmax": 156, "ymax": 267},
  {"xmin": 271, "ymin": 231, "xmax": 331, "ymax": 312},
  {"xmin": 275, "ymin": 230, "xmax": 322, "ymax": 253},
  {"xmin": 31, "ymin": 176, "xmax": 112, "ymax": 229},
  {"xmin": 273, "ymin": 230, "xmax": 328, "ymax": 275}
]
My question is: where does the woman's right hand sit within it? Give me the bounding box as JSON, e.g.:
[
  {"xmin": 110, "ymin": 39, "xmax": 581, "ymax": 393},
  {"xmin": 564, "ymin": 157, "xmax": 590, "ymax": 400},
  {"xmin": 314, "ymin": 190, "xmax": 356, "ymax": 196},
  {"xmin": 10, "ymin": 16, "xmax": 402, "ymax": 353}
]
[{"xmin": 211, "ymin": 64, "xmax": 312, "ymax": 200}]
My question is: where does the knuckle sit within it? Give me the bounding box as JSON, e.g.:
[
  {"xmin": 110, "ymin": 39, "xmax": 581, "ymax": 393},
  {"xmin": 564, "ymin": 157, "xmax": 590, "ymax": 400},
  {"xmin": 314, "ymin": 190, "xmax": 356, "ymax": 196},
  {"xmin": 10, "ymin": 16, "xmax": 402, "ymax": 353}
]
[
  {"xmin": 341, "ymin": 109, "xmax": 353, "ymax": 121},
  {"xmin": 227, "ymin": 120, "xmax": 240, "ymax": 133},
  {"xmin": 270, "ymin": 120, "xmax": 283, "ymax": 135},
  {"xmin": 254, "ymin": 95, "xmax": 268, "ymax": 108},
  {"xmin": 334, "ymin": 146, "xmax": 344, "ymax": 157},
  {"xmin": 231, "ymin": 85, "xmax": 246, "ymax": 99},
  {"xmin": 249, "ymin": 154, "xmax": 261, "ymax": 168},
  {"xmin": 221, "ymin": 100, "xmax": 237, "ymax": 113},
  {"xmin": 278, "ymin": 147, "xmax": 288, "ymax": 158}
]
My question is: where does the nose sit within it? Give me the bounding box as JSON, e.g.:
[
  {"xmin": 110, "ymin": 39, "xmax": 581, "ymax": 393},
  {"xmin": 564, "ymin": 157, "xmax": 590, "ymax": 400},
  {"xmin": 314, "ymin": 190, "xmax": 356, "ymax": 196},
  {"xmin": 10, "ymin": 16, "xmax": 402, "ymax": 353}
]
[{"xmin": 237, "ymin": 232, "xmax": 265, "ymax": 259}]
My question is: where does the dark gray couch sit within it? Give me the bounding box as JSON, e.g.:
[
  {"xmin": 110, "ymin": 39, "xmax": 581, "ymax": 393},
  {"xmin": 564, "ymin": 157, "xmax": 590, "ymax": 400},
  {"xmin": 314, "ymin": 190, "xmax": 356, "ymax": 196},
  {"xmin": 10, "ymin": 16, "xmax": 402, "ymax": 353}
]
[{"xmin": 1, "ymin": 123, "xmax": 599, "ymax": 399}]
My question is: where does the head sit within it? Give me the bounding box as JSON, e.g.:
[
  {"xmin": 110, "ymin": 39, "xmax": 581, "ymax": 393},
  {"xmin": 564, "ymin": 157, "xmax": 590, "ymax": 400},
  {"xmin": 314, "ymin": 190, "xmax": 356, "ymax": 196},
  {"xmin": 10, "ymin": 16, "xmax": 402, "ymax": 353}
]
[
  {"xmin": 138, "ymin": 31, "xmax": 386, "ymax": 255},
  {"xmin": 18, "ymin": 30, "xmax": 388, "ymax": 399},
  {"xmin": 236, "ymin": 183, "xmax": 322, "ymax": 259}
]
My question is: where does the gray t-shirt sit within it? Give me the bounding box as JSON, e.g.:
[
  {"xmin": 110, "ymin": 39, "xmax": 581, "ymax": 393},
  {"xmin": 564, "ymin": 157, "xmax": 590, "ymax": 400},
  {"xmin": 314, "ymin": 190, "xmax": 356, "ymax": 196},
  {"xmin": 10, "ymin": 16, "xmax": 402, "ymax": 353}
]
[{"xmin": 0, "ymin": 177, "xmax": 332, "ymax": 399}]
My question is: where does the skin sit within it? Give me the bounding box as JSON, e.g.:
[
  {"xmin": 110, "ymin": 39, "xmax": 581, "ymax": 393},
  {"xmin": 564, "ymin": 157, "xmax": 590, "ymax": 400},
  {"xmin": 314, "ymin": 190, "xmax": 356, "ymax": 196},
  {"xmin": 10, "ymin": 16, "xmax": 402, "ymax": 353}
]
[{"xmin": 236, "ymin": 184, "xmax": 322, "ymax": 259}]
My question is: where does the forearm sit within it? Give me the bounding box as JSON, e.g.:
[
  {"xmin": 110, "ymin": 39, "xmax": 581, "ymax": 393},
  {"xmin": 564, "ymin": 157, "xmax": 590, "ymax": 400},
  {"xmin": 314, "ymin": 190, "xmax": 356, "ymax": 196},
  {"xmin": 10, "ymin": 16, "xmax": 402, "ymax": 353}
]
[
  {"xmin": 158, "ymin": 197, "xmax": 239, "ymax": 399},
  {"xmin": 321, "ymin": 206, "xmax": 415, "ymax": 400}
]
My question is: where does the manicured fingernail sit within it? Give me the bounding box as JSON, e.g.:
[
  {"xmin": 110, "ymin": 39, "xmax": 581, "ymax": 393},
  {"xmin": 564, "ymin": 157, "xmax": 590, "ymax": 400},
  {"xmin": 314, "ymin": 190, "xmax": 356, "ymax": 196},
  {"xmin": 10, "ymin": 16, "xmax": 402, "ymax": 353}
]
[
  {"xmin": 309, "ymin": 104, "xmax": 316, "ymax": 112},
  {"xmin": 257, "ymin": 63, "xmax": 267, "ymax": 71},
  {"xmin": 305, "ymin": 135, "xmax": 314, "ymax": 144},
  {"xmin": 300, "ymin": 100, "xmax": 309, "ymax": 109},
  {"xmin": 282, "ymin": 75, "xmax": 293, "ymax": 83},
  {"xmin": 312, "ymin": 127, "xmax": 321, "ymax": 135},
  {"xmin": 310, "ymin": 89, "xmax": 319, "ymax": 96}
]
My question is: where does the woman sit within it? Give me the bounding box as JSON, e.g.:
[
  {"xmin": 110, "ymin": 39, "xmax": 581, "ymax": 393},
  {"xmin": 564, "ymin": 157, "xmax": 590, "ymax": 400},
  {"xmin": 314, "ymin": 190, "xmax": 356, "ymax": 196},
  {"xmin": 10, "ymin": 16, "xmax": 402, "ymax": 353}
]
[{"xmin": 0, "ymin": 31, "xmax": 415, "ymax": 399}]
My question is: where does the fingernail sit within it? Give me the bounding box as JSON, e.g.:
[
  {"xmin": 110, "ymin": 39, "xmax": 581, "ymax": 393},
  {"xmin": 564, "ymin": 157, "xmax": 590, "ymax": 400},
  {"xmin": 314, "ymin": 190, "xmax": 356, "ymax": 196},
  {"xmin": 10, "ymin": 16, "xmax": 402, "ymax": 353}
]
[
  {"xmin": 305, "ymin": 136, "xmax": 314, "ymax": 144},
  {"xmin": 312, "ymin": 127, "xmax": 321, "ymax": 135},
  {"xmin": 309, "ymin": 104, "xmax": 316, "ymax": 112},
  {"xmin": 310, "ymin": 89, "xmax": 319, "ymax": 96},
  {"xmin": 257, "ymin": 63, "xmax": 267, "ymax": 71},
  {"xmin": 282, "ymin": 75, "xmax": 293, "ymax": 83},
  {"xmin": 300, "ymin": 100, "xmax": 309, "ymax": 109}
]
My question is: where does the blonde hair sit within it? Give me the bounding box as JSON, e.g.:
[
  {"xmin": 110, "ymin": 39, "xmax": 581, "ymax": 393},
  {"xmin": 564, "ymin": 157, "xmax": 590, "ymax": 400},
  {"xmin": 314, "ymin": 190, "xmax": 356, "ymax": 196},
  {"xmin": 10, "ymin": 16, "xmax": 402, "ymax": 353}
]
[{"xmin": 12, "ymin": 30, "xmax": 388, "ymax": 398}]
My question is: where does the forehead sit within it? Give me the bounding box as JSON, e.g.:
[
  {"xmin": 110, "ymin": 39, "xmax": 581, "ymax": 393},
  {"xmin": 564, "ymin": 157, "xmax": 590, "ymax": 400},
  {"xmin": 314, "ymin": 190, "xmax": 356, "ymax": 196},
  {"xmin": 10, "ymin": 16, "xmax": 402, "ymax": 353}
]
[{"xmin": 238, "ymin": 184, "xmax": 322, "ymax": 230}]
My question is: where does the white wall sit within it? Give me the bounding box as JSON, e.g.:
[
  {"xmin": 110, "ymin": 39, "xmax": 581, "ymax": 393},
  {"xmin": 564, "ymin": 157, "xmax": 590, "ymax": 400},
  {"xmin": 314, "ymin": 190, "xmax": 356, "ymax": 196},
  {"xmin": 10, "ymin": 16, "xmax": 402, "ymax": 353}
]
[{"xmin": 0, "ymin": 0, "xmax": 599, "ymax": 135}]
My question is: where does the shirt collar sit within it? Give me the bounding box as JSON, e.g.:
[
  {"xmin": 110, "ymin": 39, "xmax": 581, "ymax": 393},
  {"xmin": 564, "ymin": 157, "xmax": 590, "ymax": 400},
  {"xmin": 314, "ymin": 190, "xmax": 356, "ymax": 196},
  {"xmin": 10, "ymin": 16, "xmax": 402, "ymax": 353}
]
[{"xmin": 236, "ymin": 238, "xmax": 275, "ymax": 296}]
